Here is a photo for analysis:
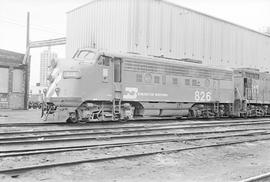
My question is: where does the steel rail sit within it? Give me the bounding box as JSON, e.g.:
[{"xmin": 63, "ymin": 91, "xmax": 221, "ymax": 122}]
[
  {"xmin": 1, "ymin": 136, "xmax": 270, "ymax": 174},
  {"xmin": 0, "ymin": 117, "xmax": 178, "ymax": 127},
  {"xmin": 239, "ymin": 172, "xmax": 270, "ymax": 182},
  {"xmin": 0, "ymin": 126, "xmax": 269, "ymax": 145},
  {"xmin": 0, "ymin": 122, "xmax": 65, "ymax": 127},
  {"xmin": 0, "ymin": 130, "xmax": 269, "ymax": 157},
  {"xmin": 0, "ymin": 117, "xmax": 269, "ymax": 128},
  {"xmin": 1, "ymin": 119, "xmax": 270, "ymax": 136}
]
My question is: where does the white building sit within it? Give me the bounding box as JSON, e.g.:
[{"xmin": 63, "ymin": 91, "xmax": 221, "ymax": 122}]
[
  {"xmin": 40, "ymin": 49, "xmax": 57, "ymax": 86},
  {"xmin": 66, "ymin": 0, "xmax": 270, "ymax": 71}
]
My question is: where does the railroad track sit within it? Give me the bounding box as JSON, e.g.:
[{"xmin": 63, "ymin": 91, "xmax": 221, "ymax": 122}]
[
  {"xmin": 1, "ymin": 119, "xmax": 270, "ymax": 149},
  {"xmin": 1, "ymin": 126, "xmax": 270, "ymax": 145},
  {"xmin": 0, "ymin": 129, "xmax": 269, "ymax": 157},
  {"xmin": 2, "ymin": 118, "xmax": 270, "ymax": 136},
  {"xmin": 1, "ymin": 119, "xmax": 270, "ymax": 145},
  {"xmin": 1, "ymin": 117, "xmax": 270, "ymax": 127},
  {"xmin": 0, "ymin": 117, "xmax": 178, "ymax": 127},
  {"xmin": 1, "ymin": 118, "xmax": 270, "ymax": 174},
  {"xmin": 1, "ymin": 136, "xmax": 270, "ymax": 174}
]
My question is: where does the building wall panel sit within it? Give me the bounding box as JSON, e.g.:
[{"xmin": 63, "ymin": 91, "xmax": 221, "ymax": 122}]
[
  {"xmin": 0, "ymin": 93, "xmax": 8, "ymax": 108},
  {"xmin": 66, "ymin": 0, "xmax": 270, "ymax": 71},
  {"xmin": 9, "ymin": 93, "xmax": 24, "ymax": 109},
  {"xmin": 66, "ymin": 0, "xmax": 130, "ymax": 58},
  {"xmin": 0, "ymin": 49, "xmax": 28, "ymax": 109},
  {"xmin": 12, "ymin": 69, "xmax": 25, "ymax": 93},
  {"xmin": 0, "ymin": 67, "xmax": 9, "ymax": 93}
]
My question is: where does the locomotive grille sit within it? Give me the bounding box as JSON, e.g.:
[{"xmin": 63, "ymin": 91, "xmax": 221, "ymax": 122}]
[{"xmin": 124, "ymin": 60, "xmax": 232, "ymax": 81}]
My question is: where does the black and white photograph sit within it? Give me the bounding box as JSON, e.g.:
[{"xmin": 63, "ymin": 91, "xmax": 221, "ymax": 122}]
[{"xmin": 0, "ymin": 0, "xmax": 270, "ymax": 181}]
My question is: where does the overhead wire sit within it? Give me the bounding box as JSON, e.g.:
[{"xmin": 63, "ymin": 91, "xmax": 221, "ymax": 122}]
[{"xmin": 0, "ymin": 16, "xmax": 64, "ymax": 36}]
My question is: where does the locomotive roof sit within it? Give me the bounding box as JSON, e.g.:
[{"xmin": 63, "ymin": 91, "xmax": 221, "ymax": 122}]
[{"xmin": 81, "ymin": 48, "xmax": 233, "ymax": 73}]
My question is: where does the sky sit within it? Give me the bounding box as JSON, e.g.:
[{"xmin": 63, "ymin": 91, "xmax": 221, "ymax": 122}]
[{"xmin": 0, "ymin": 0, "xmax": 270, "ymax": 86}]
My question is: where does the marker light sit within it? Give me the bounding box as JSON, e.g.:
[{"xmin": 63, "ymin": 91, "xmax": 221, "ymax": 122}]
[
  {"xmin": 43, "ymin": 88, "xmax": 47, "ymax": 94},
  {"xmin": 55, "ymin": 87, "xmax": 60, "ymax": 96}
]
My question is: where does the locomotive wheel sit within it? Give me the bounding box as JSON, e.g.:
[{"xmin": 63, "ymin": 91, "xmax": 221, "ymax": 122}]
[
  {"xmin": 66, "ymin": 112, "xmax": 78, "ymax": 123},
  {"xmin": 97, "ymin": 115, "xmax": 104, "ymax": 121},
  {"xmin": 240, "ymin": 113, "xmax": 248, "ymax": 118},
  {"xmin": 119, "ymin": 116, "xmax": 129, "ymax": 122},
  {"xmin": 66, "ymin": 117, "xmax": 78, "ymax": 123}
]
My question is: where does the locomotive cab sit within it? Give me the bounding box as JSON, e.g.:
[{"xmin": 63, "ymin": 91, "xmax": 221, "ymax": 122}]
[
  {"xmin": 73, "ymin": 49, "xmax": 97, "ymax": 63},
  {"xmin": 43, "ymin": 49, "xmax": 130, "ymax": 122},
  {"xmin": 233, "ymin": 68, "xmax": 270, "ymax": 117}
]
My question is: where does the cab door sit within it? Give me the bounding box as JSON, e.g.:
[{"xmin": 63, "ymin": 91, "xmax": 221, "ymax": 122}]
[
  {"xmin": 113, "ymin": 58, "xmax": 122, "ymax": 100},
  {"xmin": 244, "ymin": 78, "xmax": 252, "ymax": 100},
  {"xmin": 97, "ymin": 55, "xmax": 114, "ymax": 100}
]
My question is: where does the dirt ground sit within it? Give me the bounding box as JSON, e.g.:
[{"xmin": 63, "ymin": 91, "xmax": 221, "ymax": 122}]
[{"xmin": 1, "ymin": 110, "xmax": 270, "ymax": 182}]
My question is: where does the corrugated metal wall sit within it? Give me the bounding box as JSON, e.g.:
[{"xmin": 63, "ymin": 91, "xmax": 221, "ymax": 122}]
[
  {"xmin": 66, "ymin": 0, "xmax": 130, "ymax": 58},
  {"xmin": 66, "ymin": 0, "xmax": 270, "ymax": 71}
]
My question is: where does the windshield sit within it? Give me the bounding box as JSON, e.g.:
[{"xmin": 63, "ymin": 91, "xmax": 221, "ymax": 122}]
[{"xmin": 76, "ymin": 50, "xmax": 96, "ymax": 61}]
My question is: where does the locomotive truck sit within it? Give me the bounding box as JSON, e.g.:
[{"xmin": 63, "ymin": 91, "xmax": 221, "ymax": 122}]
[{"xmin": 42, "ymin": 48, "xmax": 270, "ymax": 122}]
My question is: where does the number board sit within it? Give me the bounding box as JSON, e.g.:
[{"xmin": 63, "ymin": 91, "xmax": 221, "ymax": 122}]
[{"xmin": 194, "ymin": 91, "xmax": 211, "ymax": 102}]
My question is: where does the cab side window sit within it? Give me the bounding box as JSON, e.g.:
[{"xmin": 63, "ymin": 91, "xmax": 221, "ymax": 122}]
[
  {"xmin": 77, "ymin": 51, "xmax": 89, "ymax": 58},
  {"xmin": 98, "ymin": 56, "xmax": 111, "ymax": 66}
]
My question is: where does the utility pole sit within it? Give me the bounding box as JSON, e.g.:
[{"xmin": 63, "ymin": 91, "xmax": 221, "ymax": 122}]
[
  {"xmin": 23, "ymin": 12, "xmax": 30, "ymax": 64},
  {"xmin": 26, "ymin": 12, "xmax": 30, "ymax": 50},
  {"xmin": 24, "ymin": 12, "xmax": 30, "ymax": 109}
]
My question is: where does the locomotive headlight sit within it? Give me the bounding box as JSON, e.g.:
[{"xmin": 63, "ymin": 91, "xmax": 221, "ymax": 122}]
[{"xmin": 63, "ymin": 71, "xmax": 81, "ymax": 79}]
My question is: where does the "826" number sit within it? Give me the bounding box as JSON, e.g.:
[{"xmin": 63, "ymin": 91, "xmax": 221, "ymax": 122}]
[{"xmin": 194, "ymin": 91, "xmax": 211, "ymax": 102}]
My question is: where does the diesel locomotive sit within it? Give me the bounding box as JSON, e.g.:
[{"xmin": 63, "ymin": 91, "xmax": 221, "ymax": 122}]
[{"xmin": 42, "ymin": 48, "xmax": 270, "ymax": 122}]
